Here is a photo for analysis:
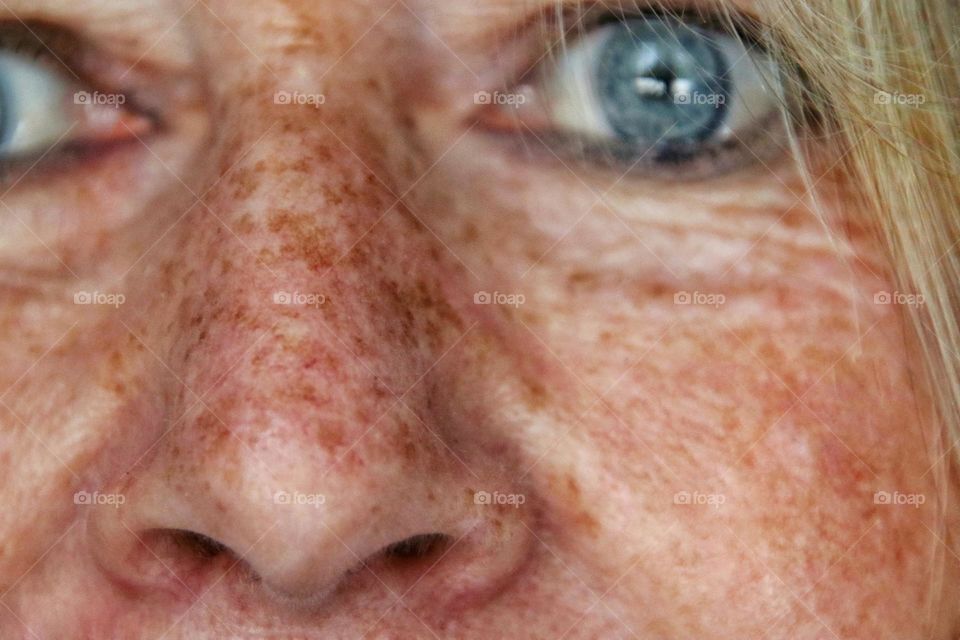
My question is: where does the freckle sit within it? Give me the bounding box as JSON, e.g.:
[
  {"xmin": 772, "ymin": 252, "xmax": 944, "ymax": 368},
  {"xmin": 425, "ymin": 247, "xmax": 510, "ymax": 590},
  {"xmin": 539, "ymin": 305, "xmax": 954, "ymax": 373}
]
[
  {"xmin": 819, "ymin": 314, "xmax": 855, "ymax": 335},
  {"xmin": 575, "ymin": 511, "xmax": 600, "ymax": 537},
  {"xmin": 721, "ymin": 410, "xmax": 739, "ymax": 433},
  {"xmin": 525, "ymin": 248, "xmax": 544, "ymax": 265},
  {"xmin": 757, "ymin": 342, "xmax": 782, "ymax": 365},
  {"xmin": 565, "ymin": 271, "xmax": 597, "ymax": 291},
  {"xmin": 235, "ymin": 214, "xmax": 256, "ymax": 236},
  {"xmin": 267, "ymin": 209, "xmax": 335, "ymax": 271},
  {"xmin": 402, "ymin": 439, "xmax": 417, "ymax": 464},
  {"xmin": 226, "ymin": 167, "xmax": 259, "ymax": 200},
  {"xmin": 524, "ymin": 380, "xmax": 548, "ymax": 409},
  {"xmin": 315, "ymin": 425, "xmax": 346, "ymax": 452},
  {"xmin": 516, "ymin": 308, "xmax": 543, "ymax": 325},
  {"xmin": 291, "ymin": 158, "xmax": 312, "ymax": 174},
  {"xmin": 461, "ymin": 223, "xmax": 479, "ymax": 243},
  {"xmin": 780, "ymin": 207, "xmax": 806, "ymax": 229},
  {"xmin": 372, "ymin": 381, "xmax": 391, "ymax": 400},
  {"xmin": 217, "ymin": 136, "xmax": 251, "ymax": 176},
  {"xmin": 800, "ymin": 344, "xmax": 833, "ymax": 363}
]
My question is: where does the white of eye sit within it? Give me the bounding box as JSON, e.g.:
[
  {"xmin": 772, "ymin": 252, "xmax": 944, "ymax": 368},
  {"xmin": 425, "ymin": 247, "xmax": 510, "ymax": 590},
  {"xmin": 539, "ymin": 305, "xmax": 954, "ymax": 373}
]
[
  {"xmin": 537, "ymin": 23, "xmax": 783, "ymax": 145},
  {"xmin": 712, "ymin": 36, "xmax": 782, "ymax": 139},
  {"xmin": 0, "ymin": 52, "xmax": 75, "ymax": 158}
]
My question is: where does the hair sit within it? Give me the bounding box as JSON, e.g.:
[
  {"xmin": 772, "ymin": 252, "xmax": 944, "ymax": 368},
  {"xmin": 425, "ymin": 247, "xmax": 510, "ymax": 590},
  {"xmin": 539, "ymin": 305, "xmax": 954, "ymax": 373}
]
[{"xmin": 748, "ymin": 0, "xmax": 960, "ymax": 625}]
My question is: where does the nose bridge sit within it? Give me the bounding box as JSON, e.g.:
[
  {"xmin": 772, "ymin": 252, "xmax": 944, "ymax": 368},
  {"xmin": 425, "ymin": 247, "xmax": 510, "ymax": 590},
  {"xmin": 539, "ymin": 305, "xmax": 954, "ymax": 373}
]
[
  {"xmin": 165, "ymin": 98, "xmax": 421, "ymax": 421},
  {"xmin": 115, "ymin": 86, "xmax": 403, "ymax": 470}
]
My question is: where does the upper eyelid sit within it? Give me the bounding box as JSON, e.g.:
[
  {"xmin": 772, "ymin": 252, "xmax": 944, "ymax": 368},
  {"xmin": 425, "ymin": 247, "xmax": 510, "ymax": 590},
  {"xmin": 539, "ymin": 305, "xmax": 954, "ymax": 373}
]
[
  {"xmin": 501, "ymin": 2, "xmax": 768, "ymax": 99},
  {"xmin": 0, "ymin": 1, "xmax": 195, "ymax": 73}
]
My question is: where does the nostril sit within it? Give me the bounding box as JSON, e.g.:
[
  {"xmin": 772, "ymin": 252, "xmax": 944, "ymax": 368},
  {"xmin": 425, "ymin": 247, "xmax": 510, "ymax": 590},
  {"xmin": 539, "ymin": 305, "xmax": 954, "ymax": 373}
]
[
  {"xmin": 128, "ymin": 529, "xmax": 252, "ymax": 594},
  {"xmin": 168, "ymin": 530, "xmax": 228, "ymax": 560},
  {"xmin": 382, "ymin": 533, "xmax": 451, "ymax": 562}
]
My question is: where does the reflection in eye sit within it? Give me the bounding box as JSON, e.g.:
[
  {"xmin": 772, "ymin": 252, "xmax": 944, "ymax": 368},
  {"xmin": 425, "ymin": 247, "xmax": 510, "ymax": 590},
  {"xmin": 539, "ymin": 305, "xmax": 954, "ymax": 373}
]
[
  {"xmin": 0, "ymin": 37, "xmax": 149, "ymax": 164},
  {"xmin": 485, "ymin": 13, "xmax": 787, "ymax": 179}
]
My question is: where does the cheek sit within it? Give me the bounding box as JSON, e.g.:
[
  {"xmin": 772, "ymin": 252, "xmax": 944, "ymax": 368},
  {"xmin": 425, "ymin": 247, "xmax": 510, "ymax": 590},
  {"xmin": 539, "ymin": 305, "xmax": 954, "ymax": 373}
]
[
  {"xmin": 426, "ymin": 156, "xmax": 937, "ymax": 632},
  {"xmin": 518, "ymin": 285, "xmax": 933, "ymax": 634}
]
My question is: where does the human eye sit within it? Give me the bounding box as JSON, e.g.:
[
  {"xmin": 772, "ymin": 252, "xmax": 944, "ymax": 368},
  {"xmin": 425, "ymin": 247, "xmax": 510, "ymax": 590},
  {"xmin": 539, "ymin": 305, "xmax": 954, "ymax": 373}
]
[
  {"xmin": 0, "ymin": 24, "xmax": 152, "ymax": 175},
  {"xmin": 480, "ymin": 9, "xmax": 787, "ymax": 180},
  {"xmin": 0, "ymin": 16, "xmax": 207, "ymax": 269}
]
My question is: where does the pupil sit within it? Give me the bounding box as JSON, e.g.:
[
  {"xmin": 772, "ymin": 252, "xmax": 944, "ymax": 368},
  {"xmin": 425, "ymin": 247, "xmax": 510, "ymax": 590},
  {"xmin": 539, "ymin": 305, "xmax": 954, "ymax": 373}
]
[{"xmin": 596, "ymin": 18, "xmax": 730, "ymax": 153}]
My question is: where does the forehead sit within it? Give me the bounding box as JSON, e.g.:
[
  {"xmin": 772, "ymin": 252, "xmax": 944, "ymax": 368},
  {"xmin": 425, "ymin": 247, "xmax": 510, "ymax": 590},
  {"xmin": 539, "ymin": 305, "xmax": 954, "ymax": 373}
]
[{"xmin": 7, "ymin": 0, "xmax": 765, "ymax": 31}]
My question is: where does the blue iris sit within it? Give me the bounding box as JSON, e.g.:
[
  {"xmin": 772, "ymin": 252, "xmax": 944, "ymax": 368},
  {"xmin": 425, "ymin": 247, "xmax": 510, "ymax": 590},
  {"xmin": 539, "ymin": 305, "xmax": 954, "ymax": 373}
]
[{"xmin": 596, "ymin": 18, "xmax": 730, "ymax": 155}]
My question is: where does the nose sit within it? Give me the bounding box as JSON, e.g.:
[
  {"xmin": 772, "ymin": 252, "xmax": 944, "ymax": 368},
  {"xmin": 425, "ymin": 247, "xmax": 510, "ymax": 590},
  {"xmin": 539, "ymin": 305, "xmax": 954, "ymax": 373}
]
[
  {"xmin": 88, "ymin": 434, "xmax": 529, "ymax": 606},
  {"xmin": 84, "ymin": 96, "xmax": 532, "ymax": 615}
]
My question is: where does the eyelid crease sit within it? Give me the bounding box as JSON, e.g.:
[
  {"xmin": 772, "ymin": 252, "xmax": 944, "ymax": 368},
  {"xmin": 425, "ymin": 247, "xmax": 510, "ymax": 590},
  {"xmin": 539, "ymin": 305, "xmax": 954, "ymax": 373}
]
[{"xmin": 547, "ymin": 1, "xmax": 769, "ymax": 53}]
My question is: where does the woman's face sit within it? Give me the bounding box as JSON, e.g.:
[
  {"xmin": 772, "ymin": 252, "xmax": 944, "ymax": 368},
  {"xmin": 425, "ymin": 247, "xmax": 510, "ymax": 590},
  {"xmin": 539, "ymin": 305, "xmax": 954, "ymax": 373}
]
[{"xmin": 0, "ymin": 0, "xmax": 954, "ymax": 638}]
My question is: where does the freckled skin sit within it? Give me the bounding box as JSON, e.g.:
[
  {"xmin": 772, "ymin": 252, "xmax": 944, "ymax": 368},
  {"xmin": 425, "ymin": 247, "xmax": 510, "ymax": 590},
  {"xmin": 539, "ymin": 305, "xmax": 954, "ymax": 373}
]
[{"xmin": 0, "ymin": 1, "xmax": 956, "ymax": 639}]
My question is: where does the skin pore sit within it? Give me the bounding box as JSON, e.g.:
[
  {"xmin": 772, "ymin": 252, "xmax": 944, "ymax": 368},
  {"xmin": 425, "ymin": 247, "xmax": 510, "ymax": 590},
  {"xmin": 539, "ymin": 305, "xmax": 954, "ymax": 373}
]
[{"xmin": 0, "ymin": 0, "xmax": 957, "ymax": 638}]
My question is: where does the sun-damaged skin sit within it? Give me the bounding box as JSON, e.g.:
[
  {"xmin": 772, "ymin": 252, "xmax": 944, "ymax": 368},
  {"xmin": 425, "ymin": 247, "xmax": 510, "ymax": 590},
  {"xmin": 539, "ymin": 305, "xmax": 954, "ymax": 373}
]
[{"xmin": 0, "ymin": 0, "xmax": 957, "ymax": 638}]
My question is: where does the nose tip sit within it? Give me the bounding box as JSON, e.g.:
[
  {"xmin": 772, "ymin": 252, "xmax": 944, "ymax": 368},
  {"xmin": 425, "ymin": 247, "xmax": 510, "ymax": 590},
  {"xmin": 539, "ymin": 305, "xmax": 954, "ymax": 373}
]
[{"xmin": 85, "ymin": 456, "xmax": 533, "ymax": 614}]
